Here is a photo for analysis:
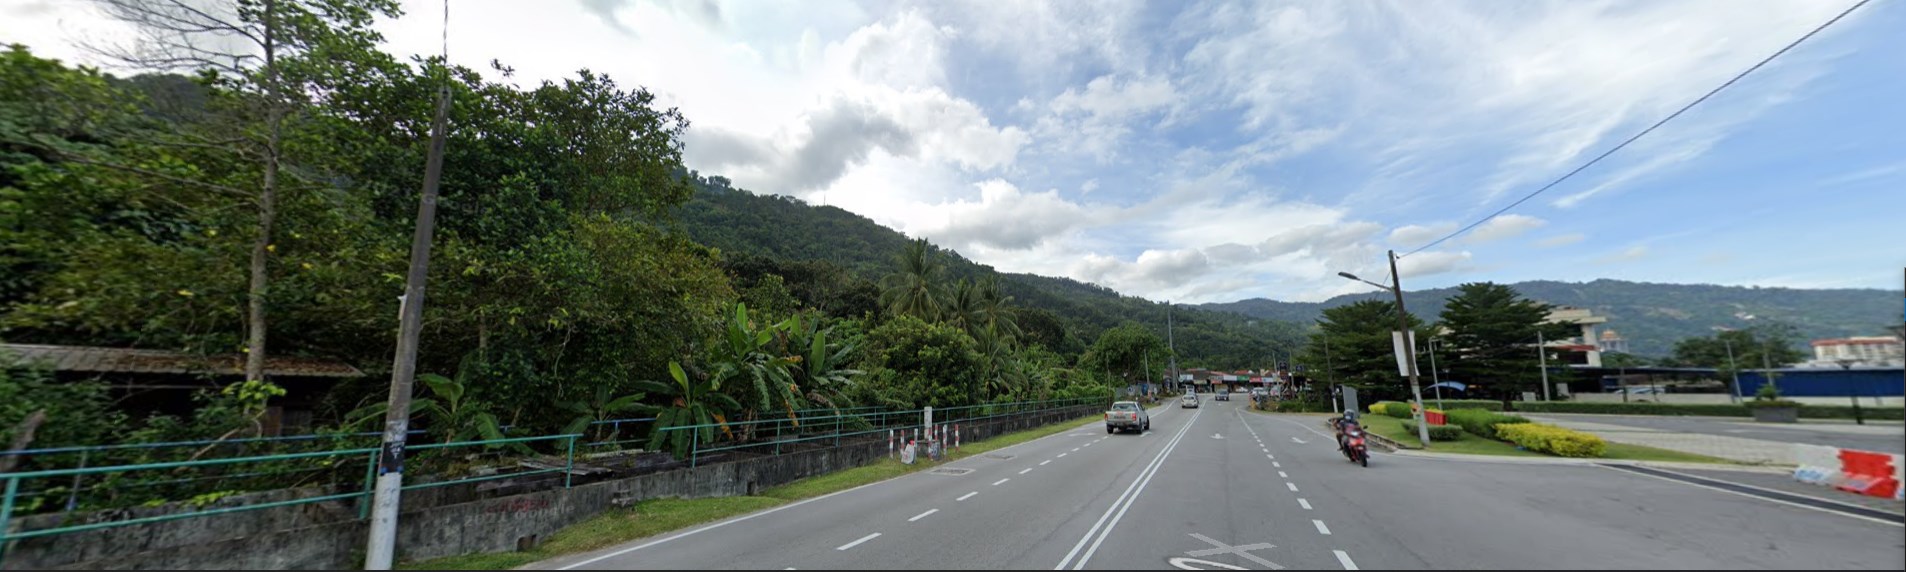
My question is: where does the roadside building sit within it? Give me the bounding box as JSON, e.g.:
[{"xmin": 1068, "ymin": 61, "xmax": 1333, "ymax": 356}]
[{"xmin": 1810, "ymin": 336, "xmax": 1904, "ymax": 367}]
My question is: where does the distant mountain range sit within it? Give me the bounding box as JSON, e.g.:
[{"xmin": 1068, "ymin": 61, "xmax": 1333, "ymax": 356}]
[
  {"xmin": 1197, "ymin": 280, "xmax": 1901, "ymax": 356},
  {"xmin": 670, "ymin": 173, "xmax": 1897, "ymax": 359}
]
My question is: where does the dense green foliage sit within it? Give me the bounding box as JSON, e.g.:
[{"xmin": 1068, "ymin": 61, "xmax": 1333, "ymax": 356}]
[
  {"xmin": 1495, "ymin": 423, "xmax": 1607, "ymax": 458},
  {"xmin": 1400, "ymin": 421, "xmax": 1464, "ymax": 441},
  {"xmin": 1436, "ymin": 282, "xmax": 1578, "ymax": 403},
  {"xmin": 1295, "ymin": 300, "xmax": 1425, "ymax": 402},
  {"xmin": 672, "ymin": 176, "xmax": 1308, "ymax": 370},
  {"xmin": 1506, "ymin": 401, "xmax": 1904, "ymax": 420},
  {"xmin": 1202, "ymin": 279, "xmax": 1900, "ymax": 357},
  {"xmin": 1443, "ymin": 409, "xmax": 1531, "ymax": 440}
]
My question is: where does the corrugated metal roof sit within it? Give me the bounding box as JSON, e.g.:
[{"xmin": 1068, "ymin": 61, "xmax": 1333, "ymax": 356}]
[{"xmin": 1, "ymin": 343, "xmax": 363, "ymax": 378}]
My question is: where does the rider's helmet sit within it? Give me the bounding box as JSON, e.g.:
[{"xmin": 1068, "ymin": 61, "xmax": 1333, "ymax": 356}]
[{"xmin": 1341, "ymin": 411, "xmax": 1358, "ymax": 424}]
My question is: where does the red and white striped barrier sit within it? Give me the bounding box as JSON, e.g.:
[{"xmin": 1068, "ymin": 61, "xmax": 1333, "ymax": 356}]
[{"xmin": 1792, "ymin": 443, "xmax": 1903, "ymax": 500}]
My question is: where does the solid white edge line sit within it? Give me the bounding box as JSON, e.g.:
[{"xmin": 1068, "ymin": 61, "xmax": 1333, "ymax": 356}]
[
  {"xmin": 1286, "ymin": 482, "xmax": 1299, "ymax": 492},
  {"xmin": 957, "ymin": 491, "xmax": 978, "ymax": 501},
  {"xmin": 908, "ymin": 509, "xmax": 938, "ymax": 522},
  {"xmin": 993, "ymin": 478, "xmax": 1011, "ymax": 486},
  {"xmin": 555, "ymin": 472, "xmax": 893, "ymax": 570},
  {"xmin": 556, "ymin": 408, "xmax": 1108, "ymax": 569},
  {"xmin": 1598, "ymin": 465, "xmax": 1904, "ymax": 527},
  {"xmin": 1298, "ymin": 498, "xmax": 1312, "ymax": 510},
  {"xmin": 1071, "ymin": 407, "xmax": 1203, "ymax": 569},
  {"xmin": 1313, "ymin": 519, "xmax": 1331, "ymax": 535},
  {"xmin": 836, "ymin": 532, "xmax": 881, "ymax": 551},
  {"xmin": 1055, "ymin": 406, "xmax": 1202, "ymax": 570},
  {"xmin": 1334, "ymin": 550, "xmax": 1359, "ymax": 570}
]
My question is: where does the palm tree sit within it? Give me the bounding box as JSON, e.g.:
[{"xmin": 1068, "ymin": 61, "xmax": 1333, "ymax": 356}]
[
  {"xmin": 881, "ymin": 238, "xmax": 945, "ymax": 320},
  {"xmin": 975, "ymin": 276, "xmax": 1021, "ymax": 342},
  {"xmin": 944, "ymin": 278, "xmax": 982, "ymax": 334}
]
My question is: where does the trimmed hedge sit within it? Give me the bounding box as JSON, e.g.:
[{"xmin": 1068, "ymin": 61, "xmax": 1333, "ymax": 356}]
[
  {"xmin": 1496, "ymin": 423, "xmax": 1607, "ymax": 458},
  {"xmin": 1429, "ymin": 400, "xmax": 1504, "ymax": 411},
  {"xmin": 1401, "ymin": 421, "xmax": 1464, "ymax": 441},
  {"xmin": 1508, "ymin": 401, "xmax": 1905, "ymax": 420},
  {"xmin": 1370, "ymin": 401, "xmax": 1414, "ymax": 419},
  {"xmin": 1445, "ymin": 409, "xmax": 1531, "ymax": 439}
]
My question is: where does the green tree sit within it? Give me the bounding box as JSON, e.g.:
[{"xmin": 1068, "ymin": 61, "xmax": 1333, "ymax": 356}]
[
  {"xmin": 1437, "ymin": 282, "xmax": 1574, "ymax": 402},
  {"xmin": 1295, "ymin": 300, "xmax": 1424, "ymax": 401},
  {"xmin": 853, "ymin": 315, "xmax": 984, "ymax": 409},
  {"xmin": 1666, "ymin": 325, "xmax": 1805, "ymax": 378},
  {"xmin": 880, "ymin": 238, "xmax": 944, "ymax": 321},
  {"xmin": 1080, "ymin": 322, "xmax": 1168, "ymax": 389}
]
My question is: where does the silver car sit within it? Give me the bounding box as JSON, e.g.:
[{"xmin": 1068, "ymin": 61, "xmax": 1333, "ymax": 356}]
[
  {"xmin": 1105, "ymin": 401, "xmax": 1150, "ymax": 434},
  {"xmin": 1181, "ymin": 393, "xmax": 1200, "ymax": 408}
]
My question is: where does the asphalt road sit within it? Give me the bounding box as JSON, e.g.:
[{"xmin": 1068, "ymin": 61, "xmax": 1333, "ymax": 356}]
[
  {"xmin": 1530, "ymin": 413, "xmax": 1905, "ymax": 454},
  {"xmin": 536, "ymin": 399, "xmax": 1905, "ymax": 570}
]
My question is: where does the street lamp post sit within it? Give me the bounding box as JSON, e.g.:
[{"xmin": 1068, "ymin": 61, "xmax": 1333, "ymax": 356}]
[
  {"xmin": 1338, "ymin": 250, "xmax": 1431, "ymax": 449},
  {"xmin": 1427, "ymin": 338, "xmax": 1444, "ymax": 409},
  {"xmin": 1835, "ymin": 359, "xmax": 1865, "ymax": 425},
  {"xmin": 1723, "ymin": 338, "xmax": 1743, "ymax": 403}
]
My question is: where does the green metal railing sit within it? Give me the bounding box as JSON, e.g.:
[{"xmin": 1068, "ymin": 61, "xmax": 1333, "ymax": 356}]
[{"xmin": 0, "ymin": 397, "xmax": 1106, "ymax": 564}]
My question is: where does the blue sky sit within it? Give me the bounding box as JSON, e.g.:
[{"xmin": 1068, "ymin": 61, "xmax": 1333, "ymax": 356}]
[{"xmin": 7, "ymin": 0, "xmax": 1901, "ymax": 302}]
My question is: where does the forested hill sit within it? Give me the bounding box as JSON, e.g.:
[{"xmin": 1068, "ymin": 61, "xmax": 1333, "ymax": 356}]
[
  {"xmin": 671, "ymin": 175, "xmax": 1307, "ymax": 369},
  {"xmin": 1200, "ymin": 280, "xmax": 1901, "ymax": 356}
]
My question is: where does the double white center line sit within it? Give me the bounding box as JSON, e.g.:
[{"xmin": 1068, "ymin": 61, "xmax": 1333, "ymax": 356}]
[{"xmin": 1055, "ymin": 407, "xmax": 1203, "ymax": 570}]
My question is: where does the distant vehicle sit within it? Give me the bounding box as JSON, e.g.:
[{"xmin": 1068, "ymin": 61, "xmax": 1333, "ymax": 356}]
[
  {"xmin": 1105, "ymin": 401, "xmax": 1150, "ymax": 434},
  {"xmin": 1215, "ymin": 391, "xmax": 1230, "ymax": 401},
  {"xmin": 1181, "ymin": 393, "xmax": 1200, "ymax": 408}
]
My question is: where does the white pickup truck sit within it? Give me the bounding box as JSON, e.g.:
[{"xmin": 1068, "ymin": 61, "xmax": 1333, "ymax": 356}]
[{"xmin": 1105, "ymin": 401, "xmax": 1151, "ymax": 434}]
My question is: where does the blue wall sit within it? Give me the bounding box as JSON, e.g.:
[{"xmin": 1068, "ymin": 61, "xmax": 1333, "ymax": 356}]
[{"xmin": 1736, "ymin": 368, "xmax": 1904, "ymax": 397}]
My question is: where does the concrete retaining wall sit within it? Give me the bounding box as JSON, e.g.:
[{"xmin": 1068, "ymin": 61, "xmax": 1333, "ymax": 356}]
[{"xmin": 2, "ymin": 405, "xmax": 1094, "ymax": 570}]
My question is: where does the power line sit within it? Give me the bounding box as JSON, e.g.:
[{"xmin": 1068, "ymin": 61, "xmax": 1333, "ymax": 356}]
[{"xmin": 1403, "ymin": 0, "xmax": 1872, "ymax": 257}]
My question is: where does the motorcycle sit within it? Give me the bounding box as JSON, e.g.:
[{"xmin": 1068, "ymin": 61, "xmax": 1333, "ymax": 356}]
[{"xmin": 1340, "ymin": 427, "xmax": 1369, "ymax": 467}]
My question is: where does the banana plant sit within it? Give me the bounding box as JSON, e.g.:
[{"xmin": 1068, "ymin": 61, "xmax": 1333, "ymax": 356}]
[
  {"xmin": 559, "ymin": 384, "xmax": 659, "ymax": 442},
  {"xmin": 786, "ymin": 313, "xmax": 863, "ymax": 411},
  {"xmin": 708, "ymin": 302, "xmax": 803, "ymax": 422},
  {"xmin": 347, "ymin": 359, "xmax": 516, "ymax": 452},
  {"xmin": 635, "ymin": 361, "xmax": 741, "ymax": 459}
]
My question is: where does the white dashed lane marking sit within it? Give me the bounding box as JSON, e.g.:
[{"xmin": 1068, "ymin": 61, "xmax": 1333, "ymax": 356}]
[
  {"xmin": 957, "ymin": 492, "xmax": 978, "ymax": 502},
  {"xmin": 1298, "ymin": 498, "xmax": 1312, "ymax": 510},
  {"xmin": 837, "ymin": 532, "xmax": 881, "ymax": 551},
  {"xmin": 1313, "ymin": 520, "xmax": 1332, "ymax": 535},
  {"xmin": 1286, "ymin": 482, "xmax": 1299, "ymax": 492},
  {"xmin": 908, "ymin": 509, "xmax": 937, "ymax": 522}
]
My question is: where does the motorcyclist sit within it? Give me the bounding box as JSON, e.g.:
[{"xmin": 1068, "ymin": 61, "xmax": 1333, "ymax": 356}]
[{"xmin": 1333, "ymin": 411, "xmax": 1362, "ymax": 452}]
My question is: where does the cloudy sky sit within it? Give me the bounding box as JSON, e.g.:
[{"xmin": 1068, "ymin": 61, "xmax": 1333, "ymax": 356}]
[{"xmin": 6, "ymin": 0, "xmax": 1902, "ymax": 303}]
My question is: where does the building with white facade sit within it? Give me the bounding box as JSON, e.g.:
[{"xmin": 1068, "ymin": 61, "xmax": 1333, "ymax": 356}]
[{"xmin": 1811, "ymin": 336, "xmax": 1905, "ymax": 366}]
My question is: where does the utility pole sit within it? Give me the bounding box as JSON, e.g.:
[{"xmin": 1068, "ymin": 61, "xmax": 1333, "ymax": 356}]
[
  {"xmin": 1428, "ymin": 338, "xmax": 1444, "ymax": 409},
  {"xmin": 1538, "ymin": 330, "xmax": 1551, "ymax": 402},
  {"xmin": 1723, "ymin": 337, "xmax": 1743, "ymax": 403},
  {"xmin": 365, "ymin": 84, "xmax": 451, "ymax": 570},
  {"xmin": 1386, "ymin": 251, "xmax": 1431, "ymax": 448},
  {"xmin": 1324, "ymin": 336, "xmax": 1337, "ymax": 413},
  {"xmin": 1166, "ymin": 302, "xmax": 1179, "ymax": 394}
]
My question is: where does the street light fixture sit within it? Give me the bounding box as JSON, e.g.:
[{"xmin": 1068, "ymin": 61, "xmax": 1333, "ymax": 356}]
[{"xmin": 1338, "ymin": 252, "xmax": 1431, "ymax": 449}]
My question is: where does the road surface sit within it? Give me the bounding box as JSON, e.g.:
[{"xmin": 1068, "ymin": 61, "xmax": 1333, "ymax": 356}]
[
  {"xmin": 1527, "ymin": 413, "xmax": 1904, "ymax": 454},
  {"xmin": 535, "ymin": 399, "xmax": 1905, "ymax": 570}
]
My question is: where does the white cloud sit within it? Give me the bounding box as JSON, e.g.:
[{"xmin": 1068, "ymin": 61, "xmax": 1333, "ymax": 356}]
[
  {"xmin": 1395, "ymin": 251, "xmax": 1475, "ymax": 279},
  {"xmin": 1034, "ymin": 74, "xmax": 1179, "ymax": 161},
  {"xmin": 1465, "ymin": 214, "xmax": 1547, "ymax": 244},
  {"xmin": 1537, "ymin": 233, "xmax": 1587, "ymax": 248},
  {"xmin": 925, "ymin": 180, "xmax": 1093, "ymax": 250},
  {"xmin": 1080, "ymin": 178, "xmax": 1099, "ymax": 195},
  {"xmin": 1389, "ymin": 223, "xmax": 1456, "ymax": 247},
  {"xmin": 1595, "ymin": 245, "xmax": 1650, "ymax": 264}
]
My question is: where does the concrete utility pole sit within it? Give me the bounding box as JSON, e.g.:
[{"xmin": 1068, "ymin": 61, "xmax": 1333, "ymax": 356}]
[
  {"xmin": 365, "ymin": 84, "xmax": 451, "ymax": 570},
  {"xmin": 1538, "ymin": 330, "xmax": 1551, "ymax": 402},
  {"xmin": 1166, "ymin": 302, "xmax": 1179, "ymax": 394},
  {"xmin": 1386, "ymin": 251, "xmax": 1431, "ymax": 448}
]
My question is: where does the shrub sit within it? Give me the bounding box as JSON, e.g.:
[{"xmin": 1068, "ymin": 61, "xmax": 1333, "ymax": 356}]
[
  {"xmin": 1496, "ymin": 423, "xmax": 1607, "ymax": 458},
  {"xmin": 1431, "ymin": 400, "xmax": 1504, "ymax": 411},
  {"xmin": 1370, "ymin": 401, "xmax": 1413, "ymax": 419},
  {"xmin": 1401, "ymin": 421, "xmax": 1464, "ymax": 441},
  {"xmin": 1510, "ymin": 401, "xmax": 1750, "ymax": 417},
  {"xmin": 1445, "ymin": 409, "xmax": 1530, "ymax": 439}
]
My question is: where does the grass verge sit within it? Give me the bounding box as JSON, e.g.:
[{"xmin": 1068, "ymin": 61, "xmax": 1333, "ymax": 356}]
[
  {"xmin": 1290, "ymin": 411, "xmax": 1734, "ymax": 464},
  {"xmin": 400, "ymin": 414, "xmax": 1100, "ymax": 570}
]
